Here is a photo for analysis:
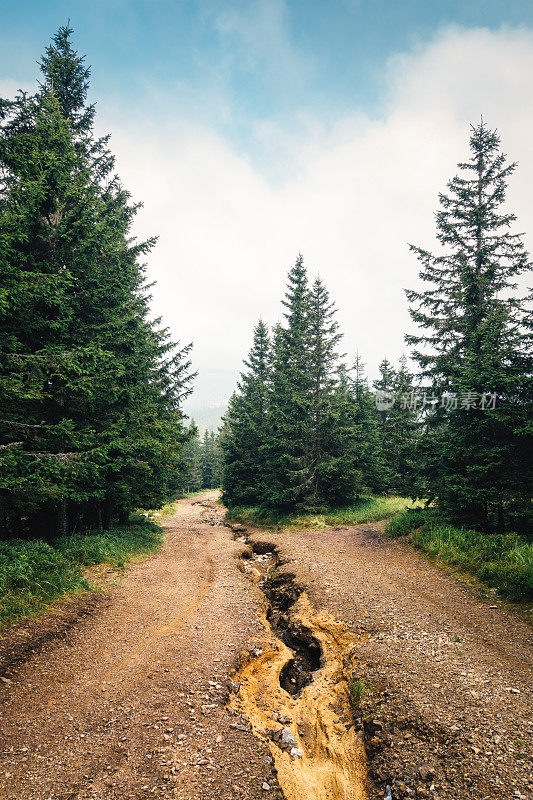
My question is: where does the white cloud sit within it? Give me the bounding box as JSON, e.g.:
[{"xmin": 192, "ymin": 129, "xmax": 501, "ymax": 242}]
[{"xmin": 7, "ymin": 26, "xmax": 533, "ymax": 406}]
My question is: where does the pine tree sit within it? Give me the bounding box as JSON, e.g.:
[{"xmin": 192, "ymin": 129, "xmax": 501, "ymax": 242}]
[
  {"xmin": 373, "ymin": 356, "xmax": 418, "ymax": 494},
  {"xmin": 317, "ymin": 363, "xmax": 363, "ymax": 504},
  {"xmin": 200, "ymin": 430, "xmax": 215, "ymax": 488},
  {"xmin": 225, "ymin": 260, "xmax": 371, "ymax": 510},
  {"xmin": 406, "ymin": 122, "xmax": 532, "ymax": 531},
  {"xmin": 373, "ymin": 358, "xmax": 397, "ymax": 491},
  {"xmin": 308, "ymin": 278, "xmax": 342, "ymax": 504},
  {"xmin": 0, "ymin": 27, "xmax": 193, "ymax": 537},
  {"xmin": 221, "ymin": 320, "xmax": 271, "ymax": 506},
  {"xmin": 263, "ymin": 257, "xmax": 314, "ymax": 508},
  {"xmin": 209, "ymin": 431, "xmax": 224, "ymax": 489},
  {"xmin": 351, "ymin": 354, "xmax": 385, "ymax": 494},
  {"xmin": 0, "ymin": 86, "xmax": 102, "ymax": 536},
  {"xmin": 179, "ymin": 422, "xmax": 202, "ymax": 492}
]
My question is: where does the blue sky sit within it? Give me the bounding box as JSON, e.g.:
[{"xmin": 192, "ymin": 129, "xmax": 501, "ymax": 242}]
[
  {"xmin": 2, "ymin": 1, "xmax": 532, "ymax": 150},
  {"xmin": 2, "ymin": 2, "xmax": 533, "ymax": 408}
]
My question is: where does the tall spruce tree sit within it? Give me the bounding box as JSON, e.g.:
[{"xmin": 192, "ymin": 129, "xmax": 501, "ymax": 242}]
[
  {"xmin": 306, "ymin": 277, "xmax": 360, "ymax": 505},
  {"xmin": 406, "ymin": 122, "xmax": 532, "ymax": 531},
  {"xmin": 317, "ymin": 363, "xmax": 363, "ymax": 504},
  {"xmin": 373, "ymin": 356, "xmax": 418, "ymax": 494},
  {"xmin": 351, "ymin": 354, "xmax": 385, "ymax": 494},
  {"xmin": 263, "ymin": 257, "xmax": 314, "ymax": 508},
  {"xmin": 200, "ymin": 430, "xmax": 223, "ymax": 489},
  {"xmin": 221, "ymin": 320, "xmax": 271, "ymax": 506},
  {"xmin": 179, "ymin": 422, "xmax": 203, "ymax": 492},
  {"xmin": 225, "ymin": 259, "xmax": 374, "ymax": 510},
  {"xmin": 0, "ymin": 26, "xmax": 193, "ymax": 537},
  {"xmin": 308, "ymin": 277, "xmax": 340, "ymax": 495}
]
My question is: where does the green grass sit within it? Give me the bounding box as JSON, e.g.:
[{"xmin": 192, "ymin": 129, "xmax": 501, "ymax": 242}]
[
  {"xmin": 0, "ymin": 515, "xmax": 162, "ymax": 625},
  {"xmin": 227, "ymin": 495, "xmax": 421, "ymax": 529},
  {"xmin": 348, "ymin": 678, "xmax": 368, "ymax": 711},
  {"xmin": 386, "ymin": 510, "xmax": 533, "ymax": 601}
]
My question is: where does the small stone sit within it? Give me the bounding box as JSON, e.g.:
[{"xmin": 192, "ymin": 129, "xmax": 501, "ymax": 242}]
[
  {"xmin": 262, "ymin": 782, "xmax": 270, "ymax": 790},
  {"xmin": 0, "ymin": 677, "xmax": 12, "ymax": 685},
  {"xmin": 290, "ymin": 747, "xmax": 303, "ymax": 759},
  {"xmin": 268, "ymin": 728, "xmax": 283, "ymax": 743},
  {"xmin": 277, "ymin": 714, "xmax": 292, "ymax": 725},
  {"xmin": 280, "ymin": 728, "xmax": 298, "ymax": 749},
  {"xmin": 419, "ymin": 764, "xmax": 435, "ymax": 782}
]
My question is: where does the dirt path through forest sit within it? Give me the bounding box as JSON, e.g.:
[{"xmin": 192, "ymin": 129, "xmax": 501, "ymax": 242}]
[
  {"xmin": 0, "ymin": 494, "xmax": 531, "ymax": 800},
  {"xmin": 0, "ymin": 494, "xmax": 280, "ymax": 800}
]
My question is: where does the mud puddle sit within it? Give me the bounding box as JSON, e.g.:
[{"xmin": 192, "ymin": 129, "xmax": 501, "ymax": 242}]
[{"xmin": 232, "ymin": 535, "xmax": 369, "ymax": 800}]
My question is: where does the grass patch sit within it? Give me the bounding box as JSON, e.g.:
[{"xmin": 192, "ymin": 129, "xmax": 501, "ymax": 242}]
[
  {"xmin": 0, "ymin": 515, "xmax": 162, "ymax": 626},
  {"xmin": 386, "ymin": 510, "xmax": 533, "ymax": 601},
  {"xmin": 227, "ymin": 495, "xmax": 421, "ymax": 529},
  {"xmin": 348, "ymin": 678, "xmax": 367, "ymax": 711},
  {"xmin": 385, "ymin": 506, "xmax": 429, "ymax": 537}
]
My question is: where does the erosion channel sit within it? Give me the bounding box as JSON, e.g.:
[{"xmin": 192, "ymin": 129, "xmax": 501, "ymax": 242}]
[{"xmin": 231, "ymin": 534, "xmax": 369, "ymax": 800}]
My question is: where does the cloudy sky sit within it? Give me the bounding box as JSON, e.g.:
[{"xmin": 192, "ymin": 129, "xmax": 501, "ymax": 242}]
[{"xmin": 2, "ymin": 1, "xmax": 532, "ymax": 408}]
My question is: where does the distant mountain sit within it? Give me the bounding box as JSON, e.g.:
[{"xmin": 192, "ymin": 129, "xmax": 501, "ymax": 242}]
[{"xmin": 184, "ymin": 404, "xmax": 227, "ymax": 434}]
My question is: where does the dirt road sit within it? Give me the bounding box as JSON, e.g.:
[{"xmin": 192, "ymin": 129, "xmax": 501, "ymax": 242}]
[
  {"xmin": 0, "ymin": 495, "xmax": 531, "ymax": 800},
  {"xmin": 242, "ymin": 524, "xmax": 533, "ymax": 800},
  {"xmin": 0, "ymin": 494, "xmax": 279, "ymax": 800}
]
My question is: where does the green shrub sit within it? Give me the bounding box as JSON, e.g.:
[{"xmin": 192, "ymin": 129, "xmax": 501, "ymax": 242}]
[{"xmin": 384, "ymin": 506, "xmax": 429, "ymax": 537}]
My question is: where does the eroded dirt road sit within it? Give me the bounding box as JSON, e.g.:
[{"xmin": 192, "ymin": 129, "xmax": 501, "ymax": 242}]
[
  {"xmin": 242, "ymin": 524, "xmax": 533, "ymax": 800},
  {"xmin": 0, "ymin": 494, "xmax": 280, "ymax": 800},
  {"xmin": 0, "ymin": 495, "xmax": 531, "ymax": 800}
]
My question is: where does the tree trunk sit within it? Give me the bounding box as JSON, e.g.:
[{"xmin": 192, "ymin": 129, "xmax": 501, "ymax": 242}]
[
  {"xmin": 497, "ymin": 502, "xmax": 505, "ymax": 534},
  {"xmin": 95, "ymin": 504, "xmax": 103, "ymax": 530},
  {"xmin": 56, "ymin": 500, "xmax": 68, "ymax": 538},
  {"xmin": 102, "ymin": 500, "xmax": 113, "ymax": 530}
]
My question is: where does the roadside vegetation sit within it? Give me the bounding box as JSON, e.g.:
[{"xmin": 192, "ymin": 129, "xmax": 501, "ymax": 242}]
[
  {"xmin": 386, "ymin": 509, "xmax": 533, "ymax": 600},
  {"xmin": 227, "ymin": 494, "xmax": 421, "ymax": 529},
  {"xmin": 0, "ymin": 516, "xmax": 162, "ymax": 626}
]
